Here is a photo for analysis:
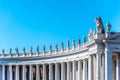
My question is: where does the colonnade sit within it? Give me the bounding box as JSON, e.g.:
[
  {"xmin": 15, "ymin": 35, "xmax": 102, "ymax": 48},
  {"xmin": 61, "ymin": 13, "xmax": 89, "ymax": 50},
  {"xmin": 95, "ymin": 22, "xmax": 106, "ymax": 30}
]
[{"xmin": 0, "ymin": 52, "xmax": 120, "ymax": 80}]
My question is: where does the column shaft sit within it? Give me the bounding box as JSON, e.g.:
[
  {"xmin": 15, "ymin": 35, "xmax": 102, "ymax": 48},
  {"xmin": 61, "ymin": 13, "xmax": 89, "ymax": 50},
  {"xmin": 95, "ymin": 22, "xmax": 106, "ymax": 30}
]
[
  {"xmin": 2, "ymin": 65, "xmax": 5, "ymax": 80},
  {"xmin": 73, "ymin": 61, "xmax": 76, "ymax": 80},
  {"xmin": 16, "ymin": 65, "xmax": 19, "ymax": 80},
  {"xmin": 105, "ymin": 50, "xmax": 112, "ymax": 80},
  {"xmin": 96, "ymin": 53, "xmax": 101, "ymax": 80},
  {"xmin": 61, "ymin": 62, "xmax": 65, "ymax": 80},
  {"xmin": 49, "ymin": 64, "xmax": 53, "ymax": 80},
  {"xmin": 55, "ymin": 63, "xmax": 60, "ymax": 80},
  {"xmin": 9, "ymin": 65, "xmax": 13, "ymax": 80},
  {"xmin": 30, "ymin": 65, "xmax": 33, "ymax": 80},
  {"xmin": 116, "ymin": 54, "xmax": 120, "ymax": 80},
  {"xmin": 22, "ymin": 65, "xmax": 26, "ymax": 80},
  {"xmin": 88, "ymin": 55, "xmax": 93, "ymax": 80},
  {"xmin": 78, "ymin": 60, "xmax": 82, "ymax": 80},
  {"xmin": 36, "ymin": 64, "xmax": 40, "ymax": 80},
  {"xmin": 83, "ymin": 59, "xmax": 87, "ymax": 80},
  {"xmin": 102, "ymin": 54, "xmax": 105, "ymax": 80},
  {"xmin": 43, "ymin": 64, "xmax": 46, "ymax": 80},
  {"xmin": 67, "ymin": 62, "xmax": 70, "ymax": 80}
]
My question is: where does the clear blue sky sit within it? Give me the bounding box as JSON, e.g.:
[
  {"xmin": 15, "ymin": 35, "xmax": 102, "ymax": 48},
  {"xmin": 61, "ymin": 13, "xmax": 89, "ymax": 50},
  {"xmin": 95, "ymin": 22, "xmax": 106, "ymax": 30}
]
[{"xmin": 0, "ymin": 0, "xmax": 120, "ymax": 53}]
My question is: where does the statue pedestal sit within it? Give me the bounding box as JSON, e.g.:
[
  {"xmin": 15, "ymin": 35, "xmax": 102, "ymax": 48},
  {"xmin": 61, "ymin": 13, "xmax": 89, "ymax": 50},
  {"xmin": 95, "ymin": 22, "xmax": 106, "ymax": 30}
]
[
  {"xmin": 106, "ymin": 32, "xmax": 111, "ymax": 38},
  {"xmin": 95, "ymin": 33, "xmax": 105, "ymax": 39}
]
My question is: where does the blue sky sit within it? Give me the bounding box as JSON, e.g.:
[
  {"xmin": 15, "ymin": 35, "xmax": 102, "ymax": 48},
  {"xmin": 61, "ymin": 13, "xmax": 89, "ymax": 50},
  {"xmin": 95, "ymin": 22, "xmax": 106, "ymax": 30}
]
[{"xmin": 0, "ymin": 0, "xmax": 120, "ymax": 53}]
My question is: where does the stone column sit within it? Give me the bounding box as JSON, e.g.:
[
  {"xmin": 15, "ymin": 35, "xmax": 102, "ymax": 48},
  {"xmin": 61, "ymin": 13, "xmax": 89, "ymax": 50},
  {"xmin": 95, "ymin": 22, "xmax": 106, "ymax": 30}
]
[
  {"xmin": 78, "ymin": 60, "xmax": 82, "ymax": 80},
  {"xmin": 83, "ymin": 59, "xmax": 87, "ymax": 80},
  {"xmin": 116, "ymin": 54, "xmax": 120, "ymax": 80},
  {"xmin": 9, "ymin": 65, "xmax": 13, "ymax": 80},
  {"xmin": 88, "ymin": 55, "xmax": 93, "ymax": 80},
  {"xmin": 16, "ymin": 65, "xmax": 19, "ymax": 80},
  {"xmin": 112, "ymin": 58, "xmax": 115, "ymax": 80},
  {"xmin": 102, "ymin": 54, "xmax": 105, "ymax": 80},
  {"xmin": 43, "ymin": 64, "xmax": 46, "ymax": 80},
  {"xmin": 61, "ymin": 62, "xmax": 65, "ymax": 80},
  {"xmin": 2, "ymin": 65, "xmax": 5, "ymax": 80},
  {"xmin": 23, "ymin": 65, "xmax": 26, "ymax": 80},
  {"xmin": 96, "ymin": 53, "xmax": 101, "ymax": 80},
  {"xmin": 105, "ymin": 50, "xmax": 113, "ymax": 80},
  {"xmin": 73, "ymin": 61, "xmax": 76, "ymax": 80},
  {"xmin": 49, "ymin": 63, "xmax": 53, "ymax": 80},
  {"xmin": 55, "ymin": 63, "xmax": 60, "ymax": 80},
  {"xmin": 67, "ymin": 62, "xmax": 70, "ymax": 80},
  {"xmin": 29, "ymin": 65, "xmax": 33, "ymax": 80},
  {"xmin": 36, "ymin": 64, "xmax": 40, "ymax": 80}
]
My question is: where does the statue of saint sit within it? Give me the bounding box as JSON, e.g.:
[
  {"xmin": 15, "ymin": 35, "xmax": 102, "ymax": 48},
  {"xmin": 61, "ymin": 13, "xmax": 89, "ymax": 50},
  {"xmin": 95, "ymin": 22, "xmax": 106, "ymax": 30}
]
[
  {"xmin": 2, "ymin": 48, "xmax": 4, "ymax": 54},
  {"xmin": 43, "ymin": 45, "xmax": 46, "ymax": 53},
  {"xmin": 72, "ymin": 39, "xmax": 75, "ymax": 47},
  {"xmin": 23, "ymin": 47, "xmax": 26, "ymax": 54},
  {"xmin": 15, "ymin": 47, "xmax": 19, "ymax": 54},
  {"xmin": 78, "ymin": 37, "xmax": 81, "ymax": 44},
  {"xmin": 95, "ymin": 17, "xmax": 105, "ymax": 33},
  {"xmin": 61, "ymin": 42, "xmax": 64, "ymax": 50},
  {"xmin": 55, "ymin": 44, "xmax": 58, "ymax": 52},
  {"xmin": 36, "ymin": 46, "xmax": 39, "ymax": 53},
  {"xmin": 67, "ymin": 40, "xmax": 70, "ymax": 48},
  {"xmin": 49, "ymin": 45, "xmax": 52, "ymax": 52},
  {"xmin": 30, "ymin": 46, "xmax": 32, "ymax": 53},
  {"xmin": 10, "ymin": 48, "xmax": 12, "ymax": 54},
  {"xmin": 106, "ymin": 22, "xmax": 111, "ymax": 33},
  {"xmin": 88, "ymin": 28, "xmax": 93, "ymax": 41},
  {"xmin": 83, "ymin": 36, "xmax": 86, "ymax": 43}
]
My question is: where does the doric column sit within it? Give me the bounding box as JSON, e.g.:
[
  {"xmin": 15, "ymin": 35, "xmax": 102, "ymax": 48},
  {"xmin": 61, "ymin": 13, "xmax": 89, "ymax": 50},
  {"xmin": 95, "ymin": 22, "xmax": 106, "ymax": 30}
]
[
  {"xmin": 116, "ymin": 54, "xmax": 120, "ymax": 80},
  {"xmin": 83, "ymin": 59, "xmax": 87, "ymax": 80},
  {"xmin": 96, "ymin": 53, "xmax": 101, "ymax": 80},
  {"xmin": 22, "ymin": 65, "xmax": 26, "ymax": 80},
  {"xmin": 9, "ymin": 65, "xmax": 13, "ymax": 80},
  {"xmin": 49, "ymin": 63, "xmax": 53, "ymax": 80},
  {"xmin": 36, "ymin": 64, "xmax": 40, "ymax": 80},
  {"xmin": 78, "ymin": 60, "xmax": 82, "ymax": 80},
  {"xmin": 61, "ymin": 62, "xmax": 65, "ymax": 80},
  {"xmin": 105, "ymin": 50, "xmax": 113, "ymax": 80},
  {"xmin": 88, "ymin": 55, "xmax": 93, "ymax": 80},
  {"xmin": 29, "ymin": 65, "xmax": 33, "ymax": 80},
  {"xmin": 67, "ymin": 62, "xmax": 70, "ymax": 80},
  {"xmin": 2, "ymin": 65, "xmax": 5, "ymax": 80},
  {"xmin": 16, "ymin": 65, "xmax": 19, "ymax": 80},
  {"xmin": 73, "ymin": 61, "xmax": 76, "ymax": 80},
  {"xmin": 55, "ymin": 63, "xmax": 60, "ymax": 80},
  {"xmin": 43, "ymin": 64, "xmax": 46, "ymax": 80},
  {"xmin": 102, "ymin": 54, "xmax": 105, "ymax": 80}
]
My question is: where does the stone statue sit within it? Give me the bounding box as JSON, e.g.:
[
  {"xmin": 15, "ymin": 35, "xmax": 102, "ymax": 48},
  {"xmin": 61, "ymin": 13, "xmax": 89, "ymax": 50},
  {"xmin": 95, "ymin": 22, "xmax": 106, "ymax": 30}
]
[
  {"xmin": 2, "ymin": 48, "xmax": 5, "ymax": 54},
  {"xmin": 83, "ymin": 36, "xmax": 86, "ymax": 43},
  {"xmin": 30, "ymin": 46, "xmax": 32, "ymax": 53},
  {"xmin": 15, "ymin": 47, "xmax": 19, "ymax": 54},
  {"xmin": 106, "ymin": 22, "xmax": 111, "ymax": 33},
  {"xmin": 78, "ymin": 37, "xmax": 81, "ymax": 44},
  {"xmin": 72, "ymin": 39, "xmax": 75, "ymax": 47},
  {"xmin": 49, "ymin": 45, "xmax": 52, "ymax": 52},
  {"xmin": 55, "ymin": 44, "xmax": 58, "ymax": 51},
  {"xmin": 61, "ymin": 42, "xmax": 64, "ymax": 50},
  {"xmin": 67, "ymin": 40, "xmax": 70, "ymax": 48},
  {"xmin": 43, "ymin": 45, "xmax": 46, "ymax": 53},
  {"xmin": 95, "ymin": 17, "xmax": 105, "ymax": 33},
  {"xmin": 36, "ymin": 46, "xmax": 39, "ymax": 53},
  {"xmin": 23, "ymin": 47, "xmax": 26, "ymax": 54},
  {"xmin": 10, "ymin": 48, "xmax": 12, "ymax": 54},
  {"xmin": 88, "ymin": 28, "xmax": 93, "ymax": 41}
]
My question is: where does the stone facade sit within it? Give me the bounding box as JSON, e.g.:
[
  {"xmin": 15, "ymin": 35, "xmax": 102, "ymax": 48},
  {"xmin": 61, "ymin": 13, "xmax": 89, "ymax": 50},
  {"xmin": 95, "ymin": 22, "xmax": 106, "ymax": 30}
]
[{"xmin": 0, "ymin": 17, "xmax": 120, "ymax": 80}]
